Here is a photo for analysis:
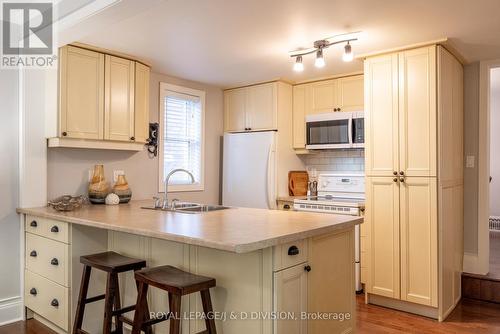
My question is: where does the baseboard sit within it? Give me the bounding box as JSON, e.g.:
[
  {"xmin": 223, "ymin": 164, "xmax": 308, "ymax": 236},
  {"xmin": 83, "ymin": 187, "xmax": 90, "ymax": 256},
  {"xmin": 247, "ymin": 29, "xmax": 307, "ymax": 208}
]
[
  {"xmin": 0, "ymin": 296, "xmax": 23, "ymax": 326},
  {"xmin": 366, "ymin": 293, "xmax": 439, "ymax": 320}
]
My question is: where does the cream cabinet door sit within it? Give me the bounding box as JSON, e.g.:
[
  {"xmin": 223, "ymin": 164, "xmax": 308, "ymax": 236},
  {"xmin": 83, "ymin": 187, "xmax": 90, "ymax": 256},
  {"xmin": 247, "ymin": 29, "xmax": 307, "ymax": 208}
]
[
  {"xmin": 134, "ymin": 62, "xmax": 150, "ymax": 143},
  {"xmin": 336, "ymin": 75, "xmax": 364, "ymax": 112},
  {"xmin": 274, "ymin": 264, "xmax": 308, "ymax": 334},
  {"xmin": 308, "ymin": 79, "xmax": 338, "ymax": 114},
  {"xmin": 364, "ymin": 54, "xmax": 399, "ymax": 176},
  {"xmin": 247, "ymin": 82, "xmax": 277, "ymax": 130},
  {"xmin": 398, "ymin": 46, "xmax": 437, "ymax": 177},
  {"xmin": 399, "ymin": 177, "xmax": 437, "ymax": 307},
  {"xmin": 59, "ymin": 46, "xmax": 104, "ymax": 139},
  {"xmin": 365, "ymin": 177, "xmax": 400, "ymax": 299},
  {"xmin": 104, "ymin": 55, "xmax": 135, "ymax": 141},
  {"xmin": 292, "ymin": 85, "xmax": 306, "ymax": 148},
  {"xmin": 224, "ymin": 88, "xmax": 247, "ymax": 132},
  {"xmin": 308, "ymin": 230, "xmax": 355, "ymax": 334}
]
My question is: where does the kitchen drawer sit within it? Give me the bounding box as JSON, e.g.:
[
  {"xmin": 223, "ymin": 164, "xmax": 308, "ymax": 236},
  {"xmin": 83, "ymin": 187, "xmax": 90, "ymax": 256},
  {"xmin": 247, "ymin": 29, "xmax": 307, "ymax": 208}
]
[
  {"xmin": 26, "ymin": 215, "xmax": 69, "ymax": 244},
  {"xmin": 25, "ymin": 269, "xmax": 69, "ymax": 331},
  {"xmin": 273, "ymin": 239, "xmax": 308, "ymax": 271},
  {"xmin": 26, "ymin": 233, "xmax": 69, "ymax": 287}
]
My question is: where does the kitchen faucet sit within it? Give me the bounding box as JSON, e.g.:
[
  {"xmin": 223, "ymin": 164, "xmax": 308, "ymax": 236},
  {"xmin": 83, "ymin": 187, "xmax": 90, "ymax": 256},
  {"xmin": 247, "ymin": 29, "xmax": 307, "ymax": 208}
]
[{"xmin": 162, "ymin": 168, "xmax": 195, "ymax": 209}]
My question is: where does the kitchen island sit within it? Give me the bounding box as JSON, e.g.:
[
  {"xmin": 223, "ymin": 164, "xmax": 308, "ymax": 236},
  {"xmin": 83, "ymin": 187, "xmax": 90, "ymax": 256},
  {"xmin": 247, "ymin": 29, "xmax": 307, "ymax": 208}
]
[{"xmin": 18, "ymin": 200, "xmax": 362, "ymax": 334}]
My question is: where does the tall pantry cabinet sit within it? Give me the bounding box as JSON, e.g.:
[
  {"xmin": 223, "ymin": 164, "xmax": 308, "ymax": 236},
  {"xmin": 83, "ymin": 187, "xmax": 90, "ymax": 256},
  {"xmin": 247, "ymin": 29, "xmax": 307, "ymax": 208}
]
[{"xmin": 363, "ymin": 45, "xmax": 463, "ymax": 321}]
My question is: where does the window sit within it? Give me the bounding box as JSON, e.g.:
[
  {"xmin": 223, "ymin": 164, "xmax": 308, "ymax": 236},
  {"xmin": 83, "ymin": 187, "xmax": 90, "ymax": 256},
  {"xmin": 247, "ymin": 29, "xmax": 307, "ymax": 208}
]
[{"xmin": 159, "ymin": 83, "xmax": 205, "ymax": 192}]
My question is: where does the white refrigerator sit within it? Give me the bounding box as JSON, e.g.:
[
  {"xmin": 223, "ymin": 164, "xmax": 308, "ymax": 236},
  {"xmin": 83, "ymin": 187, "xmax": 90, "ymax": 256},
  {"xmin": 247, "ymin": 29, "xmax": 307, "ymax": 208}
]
[{"xmin": 222, "ymin": 131, "xmax": 277, "ymax": 209}]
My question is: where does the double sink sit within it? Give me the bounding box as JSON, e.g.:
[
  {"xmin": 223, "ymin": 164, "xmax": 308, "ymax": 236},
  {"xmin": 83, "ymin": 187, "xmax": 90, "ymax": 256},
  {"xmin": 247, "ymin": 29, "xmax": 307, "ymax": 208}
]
[{"xmin": 142, "ymin": 202, "xmax": 230, "ymax": 214}]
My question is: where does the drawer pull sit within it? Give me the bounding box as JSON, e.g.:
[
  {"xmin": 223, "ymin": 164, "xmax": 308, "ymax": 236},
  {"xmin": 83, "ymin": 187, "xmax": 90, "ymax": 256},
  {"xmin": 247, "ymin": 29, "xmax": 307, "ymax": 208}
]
[
  {"xmin": 30, "ymin": 250, "xmax": 37, "ymax": 257},
  {"xmin": 51, "ymin": 258, "xmax": 59, "ymax": 266},
  {"xmin": 30, "ymin": 288, "xmax": 37, "ymax": 296},
  {"xmin": 51, "ymin": 299, "xmax": 59, "ymax": 307},
  {"xmin": 304, "ymin": 265, "xmax": 312, "ymax": 272},
  {"xmin": 30, "ymin": 221, "xmax": 37, "ymax": 227},
  {"xmin": 288, "ymin": 245, "xmax": 300, "ymax": 256},
  {"xmin": 50, "ymin": 225, "xmax": 59, "ymax": 233}
]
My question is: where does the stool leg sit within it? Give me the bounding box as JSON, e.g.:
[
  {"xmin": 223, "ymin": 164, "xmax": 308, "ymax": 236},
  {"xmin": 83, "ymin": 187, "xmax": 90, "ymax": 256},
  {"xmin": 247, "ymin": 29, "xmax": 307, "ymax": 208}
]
[
  {"xmin": 72, "ymin": 265, "xmax": 91, "ymax": 334},
  {"xmin": 169, "ymin": 294, "xmax": 181, "ymax": 334},
  {"xmin": 134, "ymin": 270, "xmax": 153, "ymax": 334},
  {"xmin": 112, "ymin": 274, "xmax": 124, "ymax": 334},
  {"xmin": 200, "ymin": 289, "xmax": 217, "ymax": 334},
  {"xmin": 131, "ymin": 281, "xmax": 149, "ymax": 334},
  {"xmin": 103, "ymin": 273, "xmax": 117, "ymax": 334}
]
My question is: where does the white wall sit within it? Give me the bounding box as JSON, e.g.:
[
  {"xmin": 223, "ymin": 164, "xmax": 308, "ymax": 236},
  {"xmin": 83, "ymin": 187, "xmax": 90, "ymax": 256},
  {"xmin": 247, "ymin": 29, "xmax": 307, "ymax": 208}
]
[
  {"xmin": 490, "ymin": 68, "xmax": 500, "ymax": 217},
  {"xmin": 0, "ymin": 69, "xmax": 22, "ymax": 325}
]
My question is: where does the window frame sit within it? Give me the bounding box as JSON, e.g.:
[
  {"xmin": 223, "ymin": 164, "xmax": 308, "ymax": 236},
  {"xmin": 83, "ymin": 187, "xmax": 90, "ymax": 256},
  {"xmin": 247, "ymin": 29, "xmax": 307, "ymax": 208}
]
[{"xmin": 158, "ymin": 82, "xmax": 206, "ymax": 193}]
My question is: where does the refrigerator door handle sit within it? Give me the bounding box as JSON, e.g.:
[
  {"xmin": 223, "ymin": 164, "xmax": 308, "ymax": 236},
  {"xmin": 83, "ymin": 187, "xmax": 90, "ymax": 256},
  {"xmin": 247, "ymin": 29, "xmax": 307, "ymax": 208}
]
[{"xmin": 266, "ymin": 147, "xmax": 276, "ymax": 209}]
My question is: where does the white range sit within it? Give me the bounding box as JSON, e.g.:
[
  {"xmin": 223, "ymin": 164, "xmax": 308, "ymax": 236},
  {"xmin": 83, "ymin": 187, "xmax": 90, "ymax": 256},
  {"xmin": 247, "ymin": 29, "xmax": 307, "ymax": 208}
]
[{"xmin": 294, "ymin": 173, "xmax": 365, "ymax": 292}]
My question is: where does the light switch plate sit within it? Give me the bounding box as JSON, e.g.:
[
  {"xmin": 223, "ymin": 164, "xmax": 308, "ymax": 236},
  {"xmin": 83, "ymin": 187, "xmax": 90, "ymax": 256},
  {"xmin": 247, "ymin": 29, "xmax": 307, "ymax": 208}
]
[
  {"xmin": 113, "ymin": 170, "xmax": 125, "ymax": 182},
  {"xmin": 466, "ymin": 155, "xmax": 475, "ymax": 168}
]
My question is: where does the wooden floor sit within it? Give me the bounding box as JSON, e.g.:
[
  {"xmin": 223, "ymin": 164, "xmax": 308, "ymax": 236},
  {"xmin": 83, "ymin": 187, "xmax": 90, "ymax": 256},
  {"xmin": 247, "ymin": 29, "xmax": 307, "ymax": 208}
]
[
  {"xmin": 3, "ymin": 296, "xmax": 500, "ymax": 334},
  {"xmin": 357, "ymin": 295, "xmax": 500, "ymax": 333}
]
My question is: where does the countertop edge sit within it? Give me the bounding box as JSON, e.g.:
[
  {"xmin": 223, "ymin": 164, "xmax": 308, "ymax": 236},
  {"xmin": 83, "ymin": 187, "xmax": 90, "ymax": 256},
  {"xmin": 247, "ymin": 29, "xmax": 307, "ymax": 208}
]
[{"xmin": 17, "ymin": 207, "xmax": 362, "ymax": 254}]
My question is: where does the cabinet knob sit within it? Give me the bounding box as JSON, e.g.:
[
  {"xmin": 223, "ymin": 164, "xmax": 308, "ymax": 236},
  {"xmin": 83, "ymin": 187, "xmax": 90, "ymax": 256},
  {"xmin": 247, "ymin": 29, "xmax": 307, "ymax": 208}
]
[
  {"xmin": 393, "ymin": 171, "xmax": 398, "ymax": 176},
  {"xmin": 130, "ymin": 136, "xmax": 135, "ymax": 141},
  {"xmin": 30, "ymin": 288, "xmax": 37, "ymax": 296},
  {"xmin": 393, "ymin": 178, "xmax": 398, "ymax": 183},
  {"xmin": 288, "ymin": 245, "xmax": 300, "ymax": 256},
  {"xmin": 30, "ymin": 250, "xmax": 37, "ymax": 257},
  {"xmin": 399, "ymin": 171, "xmax": 405, "ymax": 176},
  {"xmin": 30, "ymin": 220, "xmax": 37, "ymax": 228},
  {"xmin": 304, "ymin": 265, "xmax": 312, "ymax": 272},
  {"xmin": 50, "ymin": 225, "xmax": 59, "ymax": 233},
  {"xmin": 338, "ymin": 108, "xmax": 341, "ymax": 111},
  {"xmin": 51, "ymin": 299, "xmax": 59, "ymax": 307},
  {"xmin": 400, "ymin": 178, "xmax": 405, "ymax": 183},
  {"xmin": 283, "ymin": 204, "xmax": 291, "ymax": 210},
  {"xmin": 51, "ymin": 258, "xmax": 59, "ymax": 266},
  {"xmin": 62, "ymin": 132, "xmax": 67, "ymax": 136}
]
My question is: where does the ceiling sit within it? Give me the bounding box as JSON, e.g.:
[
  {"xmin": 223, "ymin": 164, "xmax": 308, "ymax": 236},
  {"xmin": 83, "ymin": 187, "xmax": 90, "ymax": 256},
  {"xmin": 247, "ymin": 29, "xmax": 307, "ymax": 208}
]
[{"xmin": 74, "ymin": 0, "xmax": 500, "ymax": 88}]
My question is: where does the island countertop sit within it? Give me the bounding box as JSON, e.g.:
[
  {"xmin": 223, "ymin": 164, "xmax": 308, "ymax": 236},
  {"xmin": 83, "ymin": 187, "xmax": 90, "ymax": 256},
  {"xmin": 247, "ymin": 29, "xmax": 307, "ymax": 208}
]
[{"xmin": 17, "ymin": 200, "xmax": 362, "ymax": 253}]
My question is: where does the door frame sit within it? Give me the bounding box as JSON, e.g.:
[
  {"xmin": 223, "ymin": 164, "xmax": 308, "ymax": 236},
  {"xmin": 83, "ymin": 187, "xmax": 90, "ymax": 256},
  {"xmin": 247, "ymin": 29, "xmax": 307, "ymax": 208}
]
[{"xmin": 470, "ymin": 59, "xmax": 500, "ymax": 274}]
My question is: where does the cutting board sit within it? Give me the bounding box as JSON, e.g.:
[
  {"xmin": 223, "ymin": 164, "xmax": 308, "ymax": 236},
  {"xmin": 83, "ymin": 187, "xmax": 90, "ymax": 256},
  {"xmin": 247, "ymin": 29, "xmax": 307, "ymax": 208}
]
[{"xmin": 288, "ymin": 171, "xmax": 309, "ymax": 196}]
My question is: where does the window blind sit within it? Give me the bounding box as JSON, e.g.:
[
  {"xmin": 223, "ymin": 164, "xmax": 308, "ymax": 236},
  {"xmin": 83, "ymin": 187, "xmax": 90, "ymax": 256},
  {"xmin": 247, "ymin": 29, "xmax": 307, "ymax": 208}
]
[{"xmin": 163, "ymin": 91, "xmax": 202, "ymax": 185}]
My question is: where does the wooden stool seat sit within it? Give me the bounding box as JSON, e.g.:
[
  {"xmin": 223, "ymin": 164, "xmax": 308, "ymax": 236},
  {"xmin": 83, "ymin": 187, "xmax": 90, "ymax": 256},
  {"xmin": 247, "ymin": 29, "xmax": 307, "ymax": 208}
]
[
  {"xmin": 73, "ymin": 251, "xmax": 151, "ymax": 334},
  {"xmin": 132, "ymin": 266, "xmax": 217, "ymax": 334},
  {"xmin": 80, "ymin": 251, "xmax": 146, "ymax": 273},
  {"xmin": 135, "ymin": 265, "xmax": 216, "ymax": 295}
]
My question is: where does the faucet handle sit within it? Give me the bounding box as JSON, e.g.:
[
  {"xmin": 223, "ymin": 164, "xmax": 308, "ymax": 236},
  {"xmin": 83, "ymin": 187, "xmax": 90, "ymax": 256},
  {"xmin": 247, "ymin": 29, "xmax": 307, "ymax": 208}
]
[
  {"xmin": 170, "ymin": 198, "xmax": 180, "ymax": 210},
  {"xmin": 153, "ymin": 196, "xmax": 161, "ymax": 208}
]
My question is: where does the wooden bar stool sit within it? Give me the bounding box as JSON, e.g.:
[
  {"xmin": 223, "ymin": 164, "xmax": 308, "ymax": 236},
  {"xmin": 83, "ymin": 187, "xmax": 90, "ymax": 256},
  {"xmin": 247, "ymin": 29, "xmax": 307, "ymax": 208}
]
[
  {"xmin": 131, "ymin": 265, "xmax": 217, "ymax": 334},
  {"xmin": 73, "ymin": 251, "xmax": 152, "ymax": 334}
]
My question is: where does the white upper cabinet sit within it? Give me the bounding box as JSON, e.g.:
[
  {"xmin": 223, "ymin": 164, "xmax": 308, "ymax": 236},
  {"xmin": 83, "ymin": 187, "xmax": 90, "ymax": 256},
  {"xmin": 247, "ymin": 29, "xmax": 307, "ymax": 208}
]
[
  {"xmin": 309, "ymin": 79, "xmax": 338, "ymax": 114},
  {"xmin": 224, "ymin": 82, "xmax": 278, "ymax": 132},
  {"xmin": 51, "ymin": 45, "xmax": 151, "ymax": 150},
  {"xmin": 337, "ymin": 75, "xmax": 364, "ymax": 112},
  {"xmin": 104, "ymin": 55, "xmax": 135, "ymax": 142},
  {"xmin": 59, "ymin": 46, "xmax": 104, "ymax": 140}
]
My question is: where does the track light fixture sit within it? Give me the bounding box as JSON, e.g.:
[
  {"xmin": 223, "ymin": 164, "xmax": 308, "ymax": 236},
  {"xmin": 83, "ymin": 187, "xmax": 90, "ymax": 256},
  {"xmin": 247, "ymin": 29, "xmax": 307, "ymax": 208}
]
[{"xmin": 290, "ymin": 32, "xmax": 359, "ymax": 71}]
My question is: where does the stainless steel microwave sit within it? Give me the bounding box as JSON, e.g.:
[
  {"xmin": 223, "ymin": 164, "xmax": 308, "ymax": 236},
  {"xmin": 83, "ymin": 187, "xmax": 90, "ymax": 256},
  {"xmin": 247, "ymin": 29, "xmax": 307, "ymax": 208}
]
[{"xmin": 305, "ymin": 112, "xmax": 364, "ymax": 149}]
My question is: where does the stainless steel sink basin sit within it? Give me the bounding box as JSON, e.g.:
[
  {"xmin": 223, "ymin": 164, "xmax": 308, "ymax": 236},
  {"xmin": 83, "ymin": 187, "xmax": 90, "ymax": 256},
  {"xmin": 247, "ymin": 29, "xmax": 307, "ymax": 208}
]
[
  {"xmin": 175, "ymin": 205, "xmax": 231, "ymax": 213},
  {"xmin": 141, "ymin": 203, "xmax": 231, "ymax": 214}
]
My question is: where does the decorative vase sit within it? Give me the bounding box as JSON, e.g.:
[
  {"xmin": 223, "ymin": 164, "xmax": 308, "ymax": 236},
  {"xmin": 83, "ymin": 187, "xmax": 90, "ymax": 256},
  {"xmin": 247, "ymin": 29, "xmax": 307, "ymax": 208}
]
[
  {"xmin": 113, "ymin": 174, "xmax": 132, "ymax": 203},
  {"xmin": 88, "ymin": 165, "xmax": 110, "ymax": 204}
]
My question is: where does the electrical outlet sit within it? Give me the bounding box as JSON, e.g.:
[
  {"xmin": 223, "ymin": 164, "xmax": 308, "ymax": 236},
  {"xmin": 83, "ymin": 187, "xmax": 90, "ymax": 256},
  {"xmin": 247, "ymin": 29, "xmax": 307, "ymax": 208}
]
[
  {"xmin": 113, "ymin": 170, "xmax": 125, "ymax": 182},
  {"xmin": 466, "ymin": 155, "xmax": 475, "ymax": 168}
]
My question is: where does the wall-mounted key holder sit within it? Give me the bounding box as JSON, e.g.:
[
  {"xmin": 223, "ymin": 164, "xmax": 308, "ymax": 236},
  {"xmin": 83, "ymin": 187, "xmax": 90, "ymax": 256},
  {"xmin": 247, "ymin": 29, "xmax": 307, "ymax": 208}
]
[{"xmin": 146, "ymin": 122, "xmax": 159, "ymax": 158}]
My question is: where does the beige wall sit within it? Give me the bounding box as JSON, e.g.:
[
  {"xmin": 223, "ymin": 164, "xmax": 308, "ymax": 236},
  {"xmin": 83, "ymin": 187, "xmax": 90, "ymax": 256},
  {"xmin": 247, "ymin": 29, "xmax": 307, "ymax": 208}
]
[
  {"xmin": 47, "ymin": 72, "xmax": 224, "ymax": 204},
  {"xmin": 463, "ymin": 62, "xmax": 480, "ymax": 254}
]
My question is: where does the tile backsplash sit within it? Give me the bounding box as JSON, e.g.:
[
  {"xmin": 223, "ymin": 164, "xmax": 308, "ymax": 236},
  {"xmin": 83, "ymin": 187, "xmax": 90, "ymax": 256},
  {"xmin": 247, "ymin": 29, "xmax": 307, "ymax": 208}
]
[{"xmin": 299, "ymin": 149, "xmax": 365, "ymax": 173}]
